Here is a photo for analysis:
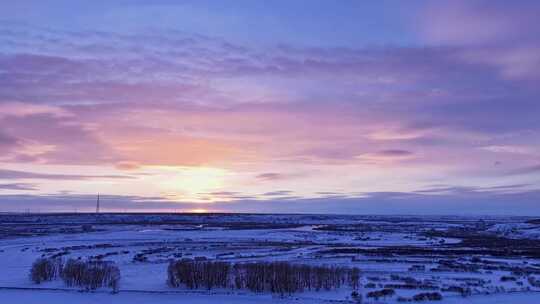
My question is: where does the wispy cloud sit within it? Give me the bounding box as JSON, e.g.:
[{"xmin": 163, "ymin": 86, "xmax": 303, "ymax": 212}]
[
  {"xmin": 421, "ymin": 0, "xmax": 540, "ymax": 81},
  {"xmin": 262, "ymin": 190, "xmax": 293, "ymax": 196},
  {"xmin": 2, "ymin": 187, "xmax": 540, "ymax": 215},
  {"xmin": 0, "ymin": 169, "xmax": 135, "ymax": 180},
  {"xmin": 505, "ymin": 164, "xmax": 540, "ymax": 176},
  {"xmin": 255, "ymin": 173, "xmax": 286, "ymax": 181},
  {"xmin": 0, "ymin": 183, "xmax": 37, "ymax": 191}
]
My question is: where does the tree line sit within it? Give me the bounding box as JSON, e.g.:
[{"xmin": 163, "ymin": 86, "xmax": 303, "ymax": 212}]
[
  {"xmin": 62, "ymin": 258, "xmax": 120, "ymax": 292},
  {"xmin": 30, "ymin": 257, "xmax": 120, "ymax": 292},
  {"xmin": 31, "ymin": 257, "xmax": 361, "ymax": 295},
  {"xmin": 168, "ymin": 259, "xmax": 360, "ymax": 294}
]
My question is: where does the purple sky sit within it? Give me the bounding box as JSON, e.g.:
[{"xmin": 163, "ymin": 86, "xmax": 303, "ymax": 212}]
[{"xmin": 0, "ymin": 1, "xmax": 539, "ymax": 214}]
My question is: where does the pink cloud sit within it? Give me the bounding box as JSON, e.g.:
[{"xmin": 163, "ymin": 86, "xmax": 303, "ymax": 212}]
[
  {"xmin": 420, "ymin": 1, "xmax": 540, "ymax": 81},
  {"xmin": 0, "ymin": 23, "xmax": 538, "ymax": 193},
  {"xmin": 0, "ymin": 101, "xmax": 71, "ymax": 118}
]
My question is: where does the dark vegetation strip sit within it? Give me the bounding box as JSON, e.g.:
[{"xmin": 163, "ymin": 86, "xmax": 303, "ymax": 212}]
[
  {"xmin": 319, "ymin": 245, "xmax": 540, "ymax": 259},
  {"xmin": 30, "ymin": 258, "xmax": 120, "ymax": 292},
  {"xmin": 167, "ymin": 260, "xmax": 360, "ymax": 295}
]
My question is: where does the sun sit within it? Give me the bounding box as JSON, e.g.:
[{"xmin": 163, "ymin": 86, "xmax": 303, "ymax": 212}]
[
  {"xmin": 148, "ymin": 166, "xmax": 228, "ymax": 201},
  {"xmin": 190, "ymin": 208, "xmax": 208, "ymax": 213}
]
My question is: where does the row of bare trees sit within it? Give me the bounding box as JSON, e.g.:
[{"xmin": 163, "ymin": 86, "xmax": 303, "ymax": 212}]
[
  {"xmin": 168, "ymin": 260, "xmax": 230, "ymax": 290},
  {"xmin": 30, "ymin": 257, "xmax": 120, "ymax": 292},
  {"xmin": 30, "ymin": 258, "xmax": 63, "ymax": 283},
  {"xmin": 168, "ymin": 259, "xmax": 360, "ymax": 294},
  {"xmin": 32, "ymin": 257, "xmax": 360, "ymax": 295},
  {"xmin": 62, "ymin": 259, "xmax": 120, "ymax": 292}
]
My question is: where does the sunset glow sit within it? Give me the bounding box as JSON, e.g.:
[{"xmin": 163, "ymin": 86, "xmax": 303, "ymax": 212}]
[{"xmin": 0, "ymin": 1, "xmax": 539, "ymax": 214}]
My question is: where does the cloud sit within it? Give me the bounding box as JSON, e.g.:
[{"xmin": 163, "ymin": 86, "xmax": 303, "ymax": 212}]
[
  {"xmin": 506, "ymin": 164, "xmax": 540, "ymax": 176},
  {"xmin": 115, "ymin": 161, "xmax": 141, "ymax": 170},
  {"xmin": 415, "ymin": 183, "xmax": 533, "ymax": 195},
  {"xmin": 375, "ymin": 150, "xmax": 413, "ymax": 157},
  {"xmin": 421, "ymin": 1, "xmax": 540, "ymax": 46},
  {"xmin": 420, "ymin": 1, "xmax": 540, "ymax": 81},
  {"xmin": 0, "ymin": 194, "xmax": 173, "ymax": 213},
  {"xmin": 0, "ymin": 106, "xmax": 118, "ymax": 165},
  {"xmin": 0, "ymin": 183, "xmax": 37, "ymax": 191},
  {"xmin": 0, "ymin": 20, "xmax": 540, "ymax": 211},
  {"xmin": 484, "ymin": 184, "xmax": 531, "ymax": 191},
  {"xmin": 1, "ymin": 24, "xmax": 538, "ymax": 170},
  {"xmin": 0, "ymin": 132, "xmax": 16, "ymax": 145},
  {"xmin": 255, "ymin": 173, "xmax": 286, "ymax": 181},
  {"xmin": 480, "ymin": 145, "xmax": 534, "ymax": 155},
  {"xmin": 0, "ymin": 131, "xmax": 20, "ymax": 156},
  {"xmin": 0, "ymin": 169, "xmax": 135, "ymax": 180},
  {"xmin": 355, "ymin": 149, "xmax": 415, "ymax": 163},
  {"xmin": 207, "ymin": 191, "xmax": 240, "ymax": 197},
  {"xmin": 262, "ymin": 190, "xmax": 293, "ymax": 196},
  {"xmin": 0, "ymin": 102, "xmax": 71, "ymax": 118},
  {"xmin": 2, "ymin": 188, "xmax": 540, "ymax": 215}
]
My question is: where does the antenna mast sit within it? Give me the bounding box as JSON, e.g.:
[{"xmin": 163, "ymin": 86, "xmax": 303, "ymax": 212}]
[{"xmin": 96, "ymin": 193, "xmax": 100, "ymax": 214}]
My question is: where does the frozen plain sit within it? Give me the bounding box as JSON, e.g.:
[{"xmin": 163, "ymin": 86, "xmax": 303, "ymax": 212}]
[{"xmin": 1, "ymin": 213, "xmax": 540, "ymax": 303}]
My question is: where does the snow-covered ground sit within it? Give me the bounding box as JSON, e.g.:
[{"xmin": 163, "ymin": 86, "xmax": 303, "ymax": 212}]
[
  {"xmin": 488, "ymin": 223, "xmax": 540, "ymax": 239},
  {"xmin": 1, "ymin": 213, "xmax": 539, "ymax": 303},
  {"xmin": 0, "ymin": 289, "xmax": 539, "ymax": 304}
]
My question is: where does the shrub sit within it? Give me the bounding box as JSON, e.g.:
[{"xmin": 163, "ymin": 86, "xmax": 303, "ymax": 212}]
[
  {"xmin": 412, "ymin": 292, "xmax": 443, "ymax": 301},
  {"xmin": 30, "ymin": 258, "xmax": 62, "ymax": 284},
  {"xmin": 365, "ymin": 282, "xmax": 376, "ymax": 288},
  {"xmin": 351, "ymin": 290, "xmax": 362, "ymax": 303},
  {"xmin": 528, "ymin": 276, "xmax": 540, "ymax": 287},
  {"xmin": 500, "ymin": 276, "xmax": 517, "ymax": 282},
  {"xmin": 81, "ymin": 224, "xmax": 93, "ymax": 232},
  {"xmin": 61, "ymin": 259, "xmax": 120, "ymax": 292},
  {"xmin": 367, "ymin": 288, "xmax": 396, "ymax": 300},
  {"xmin": 442, "ymin": 285, "xmax": 471, "ymax": 297}
]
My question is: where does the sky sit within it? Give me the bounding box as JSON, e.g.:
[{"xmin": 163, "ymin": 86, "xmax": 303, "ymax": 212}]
[{"xmin": 1, "ymin": 1, "xmax": 540, "ymax": 214}]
